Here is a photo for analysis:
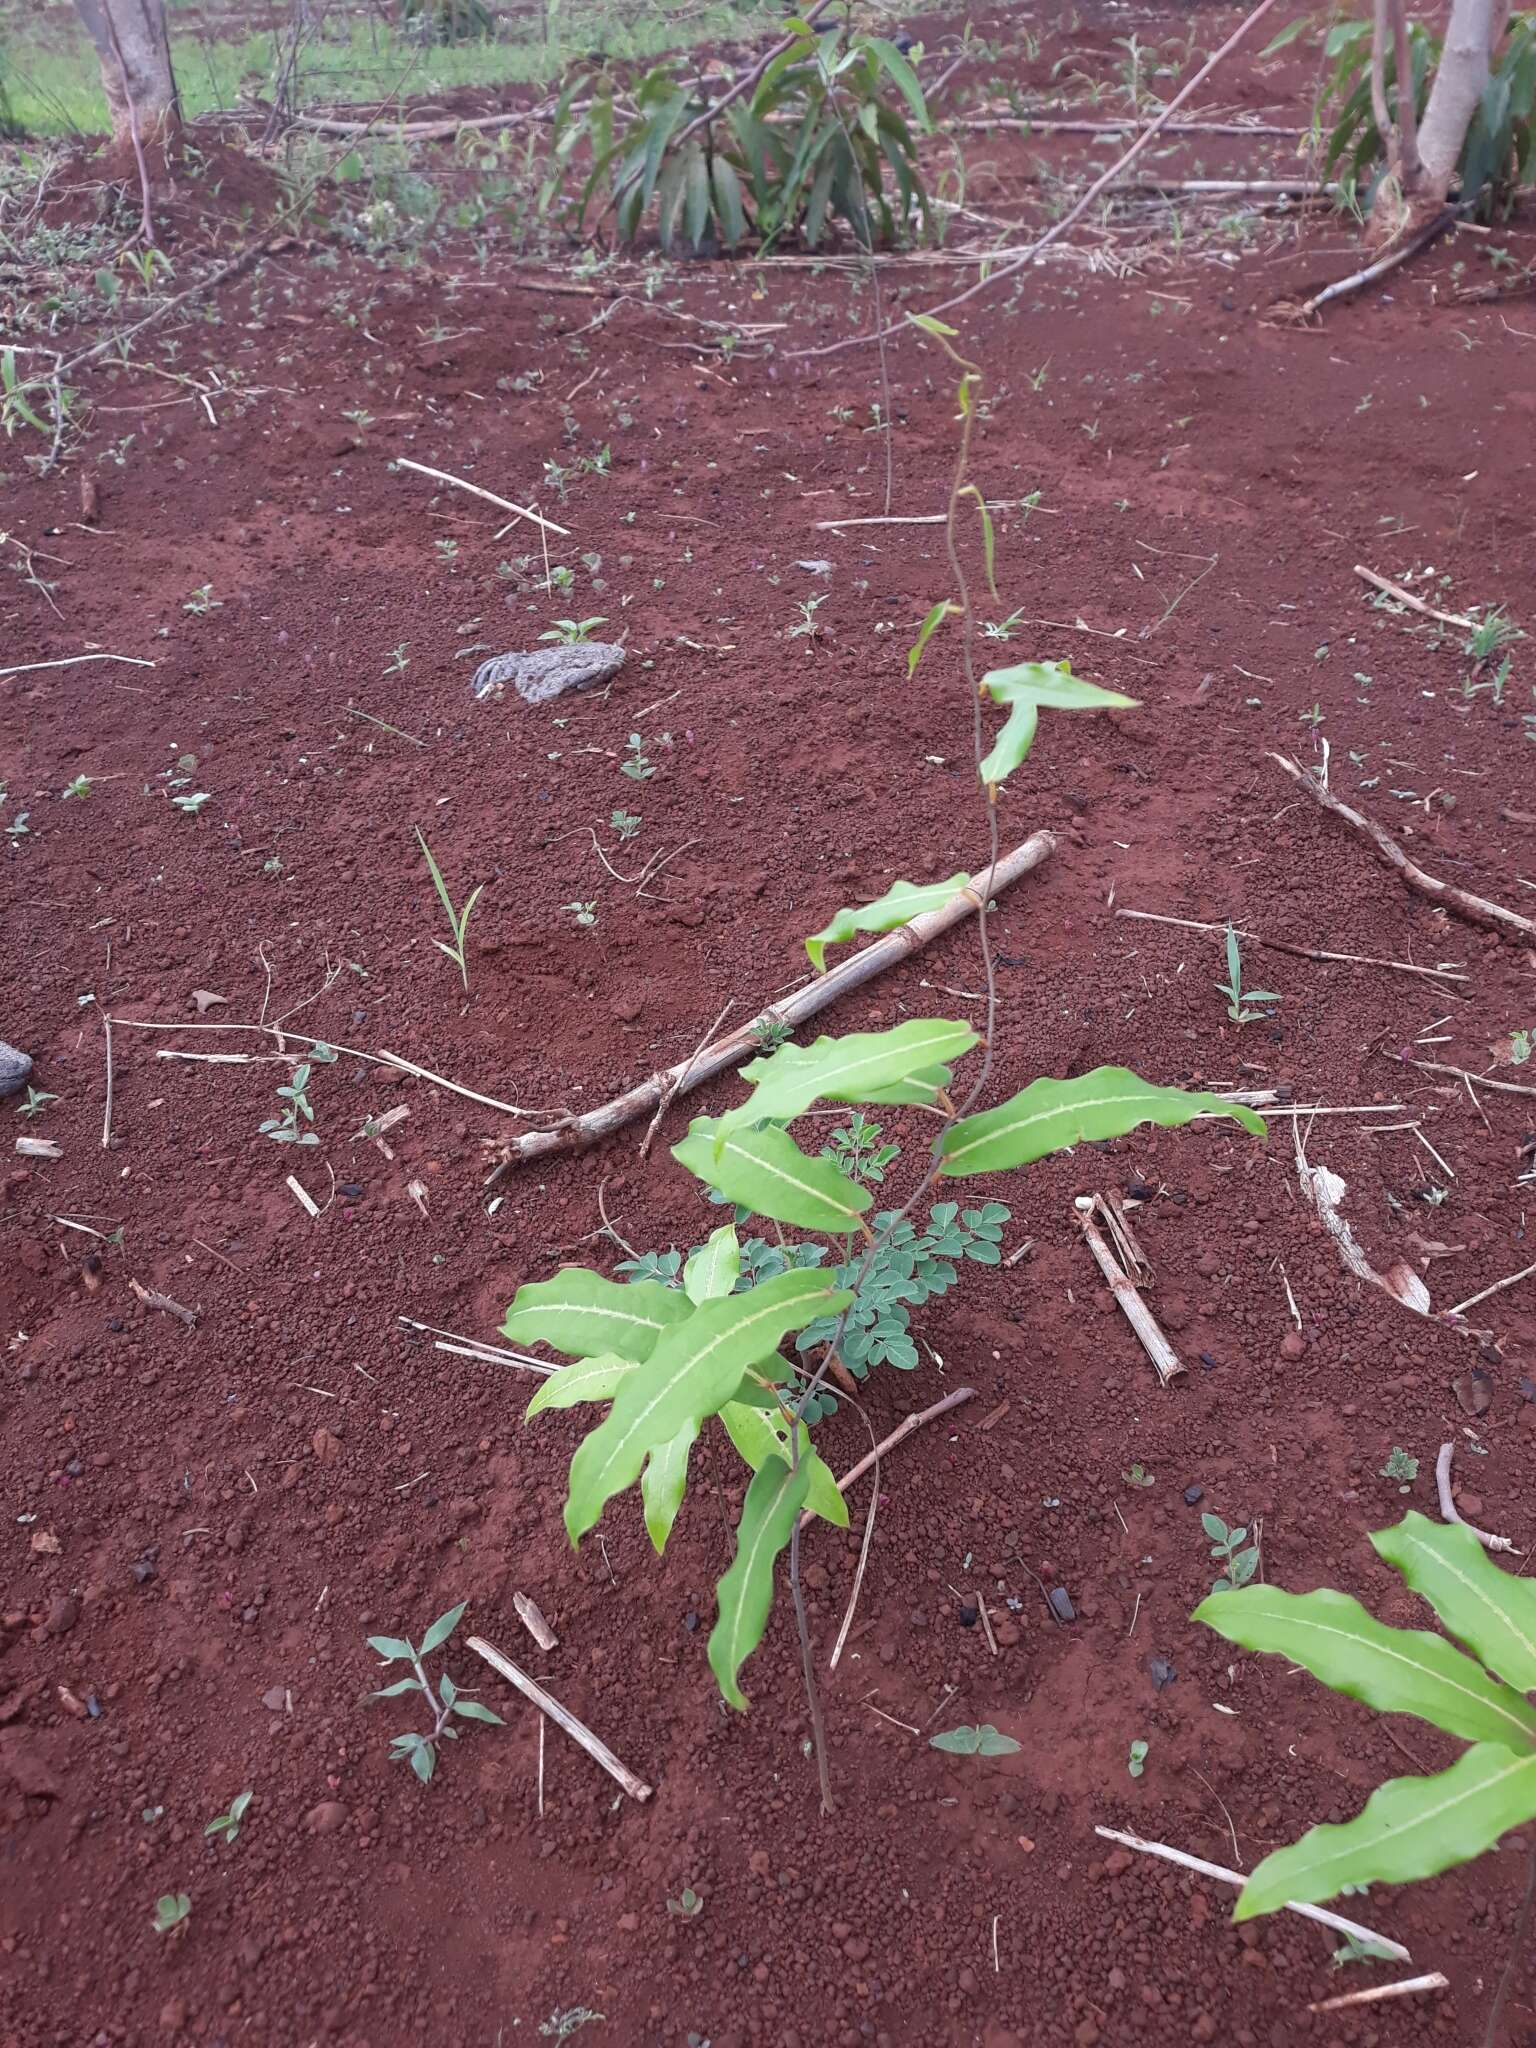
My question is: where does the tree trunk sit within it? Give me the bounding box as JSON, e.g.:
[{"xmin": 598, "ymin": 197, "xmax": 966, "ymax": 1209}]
[
  {"xmin": 1414, "ymin": 0, "xmax": 1509, "ymax": 197},
  {"xmin": 73, "ymin": 0, "xmax": 181, "ymax": 156}
]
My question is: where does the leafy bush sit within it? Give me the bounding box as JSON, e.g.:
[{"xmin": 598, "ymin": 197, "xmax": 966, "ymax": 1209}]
[
  {"xmin": 1305, "ymin": 11, "xmax": 1536, "ymax": 220},
  {"xmin": 508, "ymin": 1031, "xmax": 1263, "ymax": 1709},
  {"xmin": 544, "ymin": 22, "xmax": 933, "ymax": 254},
  {"xmin": 1197, "ymin": 1511, "xmax": 1536, "ymax": 1918}
]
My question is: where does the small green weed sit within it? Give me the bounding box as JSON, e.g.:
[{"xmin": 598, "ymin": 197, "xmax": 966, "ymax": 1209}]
[
  {"xmin": 930, "ymin": 1723, "xmax": 1021, "ymax": 1756},
  {"xmin": 1380, "ymin": 1446, "xmax": 1419, "ymax": 1489},
  {"xmin": 563, "ymin": 899, "xmax": 598, "ymax": 927},
  {"xmin": 16, "ymin": 1086, "xmax": 57, "ymax": 1118},
  {"xmin": 620, "ymin": 734, "xmax": 654, "ymax": 781},
  {"xmin": 416, "ymin": 828, "xmax": 485, "ymax": 991},
  {"xmin": 1204, "ymin": 1512, "xmax": 1260, "ymax": 1594},
  {"xmin": 1215, "ymin": 924, "xmax": 1280, "ymax": 1026},
  {"xmin": 540, "ymin": 616, "xmax": 607, "ymax": 644},
  {"xmin": 1128, "ymin": 1738, "xmax": 1149, "ymax": 1778},
  {"xmin": 610, "ymin": 808, "xmax": 641, "ymax": 842},
  {"xmin": 666, "ymin": 1886, "xmax": 704, "ymax": 1917},
  {"xmin": 60, "ymin": 774, "xmax": 92, "ymax": 799},
  {"xmin": 182, "ymin": 583, "xmax": 220, "ymax": 615},
  {"xmin": 152, "ymin": 1893, "xmax": 191, "ymax": 1934},
  {"xmin": 204, "ymin": 1790, "xmax": 253, "ymax": 1844},
  {"xmin": 260, "ymin": 1062, "xmax": 318, "ymax": 1146},
  {"xmin": 367, "ymin": 1600, "xmax": 503, "ymax": 1784}
]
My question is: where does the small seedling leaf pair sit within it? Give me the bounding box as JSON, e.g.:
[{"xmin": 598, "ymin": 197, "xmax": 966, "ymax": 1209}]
[
  {"xmin": 1196, "ymin": 1511, "xmax": 1536, "ymax": 1921},
  {"xmin": 930, "ymin": 1723, "xmax": 1021, "ymax": 1756},
  {"xmin": 153, "ymin": 1893, "xmax": 191, "ymax": 1934},
  {"xmin": 204, "ymin": 1789, "xmax": 253, "ymax": 1843},
  {"xmin": 1203, "ymin": 1512, "xmax": 1260, "ymax": 1593}
]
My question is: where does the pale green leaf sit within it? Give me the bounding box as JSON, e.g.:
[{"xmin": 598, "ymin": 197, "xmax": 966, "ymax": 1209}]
[
  {"xmin": 719, "ymin": 1019, "xmax": 979, "ymax": 1144},
  {"xmin": 719, "ymin": 1399, "xmax": 849, "ymax": 1528},
  {"xmin": 684, "ymin": 1224, "xmax": 741, "ymax": 1305},
  {"xmin": 674, "ymin": 1117, "xmax": 871, "ymax": 1232},
  {"xmin": 805, "ymin": 874, "xmax": 970, "ymax": 972},
  {"xmin": 978, "ymin": 697, "xmax": 1038, "ymax": 789},
  {"xmin": 1195, "ymin": 1585, "xmax": 1536, "ymax": 1751},
  {"xmin": 907, "ymin": 311, "xmax": 959, "ymax": 339},
  {"xmin": 958, "ymin": 484, "xmax": 997, "ymax": 601},
  {"xmin": 708, "ymin": 1453, "xmax": 810, "ymax": 1708},
  {"xmin": 418, "ymin": 1601, "xmax": 465, "ymax": 1657},
  {"xmin": 367, "ymin": 1634, "xmax": 415, "ymax": 1663},
  {"xmin": 1371, "ymin": 1512, "xmax": 1536, "ymax": 1695},
  {"xmin": 940, "ymin": 1066, "xmax": 1266, "ymax": 1176},
  {"xmin": 1235, "ymin": 1745, "xmax": 1536, "ymax": 1921},
  {"xmin": 641, "ymin": 1420, "xmax": 698, "ymax": 1552},
  {"xmin": 907, "ymin": 598, "xmax": 956, "ymax": 679},
  {"xmin": 564, "ymin": 1270, "xmax": 851, "ymax": 1543},
  {"xmin": 1260, "ymin": 15, "xmax": 1313, "ymax": 57},
  {"xmin": 525, "ymin": 1352, "xmax": 637, "ymax": 1417},
  {"xmin": 501, "ymin": 1270, "xmax": 692, "ymax": 1364},
  {"xmin": 981, "ymin": 658, "xmax": 1139, "ymax": 713}
]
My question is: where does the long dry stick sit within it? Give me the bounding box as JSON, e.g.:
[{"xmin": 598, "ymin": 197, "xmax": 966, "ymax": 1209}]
[
  {"xmin": 488, "ymin": 833, "xmax": 1055, "ymax": 1173},
  {"xmin": 1354, "ymin": 563, "xmax": 1478, "ymax": 630},
  {"xmin": 1273, "ymin": 754, "xmax": 1536, "ymax": 946},
  {"xmin": 0, "ymin": 652, "xmax": 155, "ymax": 677},
  {"xmin": 1436, "ymin": 1441, "xmax": 1516, "ymax": 1553},
  {"xmin": 394, "ymin": 456, "xmax": 568, "ymax": 541},
  {"xmin": 467, "ymin": 1637, "xmax": 652, "ymax": 1801},
  {"xmin": 792, "ymin": 0, "xmax": 1287, "ymax": 359},
  {"xmin": 1117, "ymin": 906, "xmax": 1466, "ymax": 984},
  {"xmin": 1076, "ymin": 1200, "xmax": 1183, "ymax": 1385},
  {"xmin": 954, "ymin": 114, "xmax": 1307, "ymax": 139},
  {"xmin": 1292, "ymin": 205, "xmax": 1457, "ymax": 319},
  {"xmin": 1092, "ymin": 1827, "xmax": 1412, "ymax": 1961},
  {"xmin": 100, "ymin": 1011, "xmax": 115, "ymax": 1149},
  {"xmin": 1310, "ymin": 1972, "xmax": 1448, "ymax": 2015},
  {"xmin": 1447, "ymin": 1258, "xmax": 1536, "ymax": 1319},
  {"xmin": 798, "ymin": 1385, "xmax": 976, "ymax": 1531},
  {"xmin": 638, "ymin": 998, "xmax": 733, "ymax": 1161}
]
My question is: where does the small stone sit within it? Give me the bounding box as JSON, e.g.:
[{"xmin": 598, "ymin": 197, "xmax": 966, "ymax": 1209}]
[
  {"xmin": 957, "ymin": 1603, "xmax": 978, "ymax": 1628},
  {"xmin": 302, "ymin": 1801, "xmax": 348, "ymax": 1835},
  {"xmin": 842, "ymin": 1937, "xmax": 870, "ymax": 1962},
  {"xmin": 0, "ymin": 1042, "xmax": 33, "ymax": 1100},
  {"xmin": 1047, "ymin": 1586, "xmax": 1076, "ymax": 1625},
  {"xmin": 1183, "ymin": 1484, "xmax": 1204, "ymax": 1506},
  {"xmin": 617, "ymin": 1912, "xmax": 639, "ymax": 1932},
  {"xmin": 1279, "ymin": 1331, "xmax": 1306, "ymax": 1361},
  {"xmin": 45, "ymin": 1596, "xmax": 79, "ymax": 1636},
  {"xmin": 261, "ymin": 1685, "xmax": 288, "ymax": 1711}
]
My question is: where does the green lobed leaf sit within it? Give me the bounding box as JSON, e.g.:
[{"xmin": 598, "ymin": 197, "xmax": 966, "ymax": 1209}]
[
  {"xmin": 977, "ymin": 696, "xmax": 1038, "ymax": 789},
  {"xmin": 940, "ymin": 1066, "xmax": 1266, "ymax": 1176},
  {"xmin": 675, "ymin": 1117, "xmax": 871, "ymax": 1233},
  {"xmin": 1235, "ymin": 1745, "xmax": 1536, "ymax": 1921},
  {"xmin": 1195, "ymin": 1584, "xmax": 1536, "ymax": 1752},
  {"xmin": 719, "ymin": 1020, "xmax": 979, "ymax": 1145},
  {"xmin": 804, "ymin": 874, "xmax": 970, "ymax": 973},
  {"xmin": 718, "ymin": 1398, "xmax": 849, "ymax": 1528},
  {"xmin": 684, "ymin": 1224, "xmax": 741, "ymax": 1305},
  {"xmin": 1371, "ymin": 1511, "xmax": 1536, "ymax": 1695},
  {"xmin": 707, "ymin": 1453, "xmax": 810, "ymax": 1708},
  {"xmin": 564, "ymin": 1269, "xmax": 851, "ymax": 1543},
  {"xmin": 525, "ymin": 1352, "xmax": 637, "ymax": 1417},
  {"xmin": 981, "ymin": 659, "xmax": 1138, "ymax": 713},
  {"xmin": 502, "ymin": 1270, "xmax": 692, "ymax": 1364},
  {"xmin": 641, "ymin": 1420, "xmax": 699, "ymax": 1552}
]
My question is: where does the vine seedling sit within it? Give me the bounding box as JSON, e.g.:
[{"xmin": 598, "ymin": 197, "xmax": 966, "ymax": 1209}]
[
  {"xmin": 416, "ymin": 828, "xmax": 485, "ymax": 991},
  {"xmin": 367, "ymin": 1600, "xmax": 504, "ymax": 1784},
  {"xmin": 152, "ymin": 1893, "xmax": 191, "ymax": 1934},
  {"xmin": 930, "ymin": 1723, "xmax": 1021, "ymax": 1756},
  {"xmin": 1197, "ymin": 1511, "xmax": 1536, "ymax": 1919},
  {"xmin": 1215, "ymin": 925, "xmax": 1280, "ymax": 1026},
  {"xmin": 1204, "ymin": 1512, "xmax": 1260, "ymax": 1593},
  {"xmin": 204, "ymin": 1790, "xmax": 253, "ymax": 1844}
]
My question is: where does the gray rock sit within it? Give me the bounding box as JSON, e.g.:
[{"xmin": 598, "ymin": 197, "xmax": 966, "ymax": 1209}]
[
  {"xmin": 472, "ymin": 643, "xmax": 625, "ymax": 706},
  {"xmin": 0, "ymin": 1041, "xmax": 33, "ymax": 1099}
]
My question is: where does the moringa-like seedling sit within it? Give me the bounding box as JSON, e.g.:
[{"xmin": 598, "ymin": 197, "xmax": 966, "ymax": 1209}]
[
  {"xmin": 620, "ymin": 734, "xmax": 654, "ymax": 782},
  {"xmin": 16, "ymin": 1086, "xmax": 58, "ymax": 1119},
  {"xmin": 416, "ymin": 828, "xmax": 485, "ymax": 991},
  {"xmin": 1214, "ymin": 924, "xmax": 1280, "ymax": 1026},
  {"xmin": 367, "ymin": 1600, "xmax": 503, "ymax": 1784},
  {"xmin": 260, "ymin": 1062, "xmax": 318, "ymax": 1145},
  {"xmin": 1204, "ymin": 1512, "xmax": 1260, "ymax": 1595}
]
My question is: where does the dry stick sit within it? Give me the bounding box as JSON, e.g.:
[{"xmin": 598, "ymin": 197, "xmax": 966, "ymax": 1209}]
[
  {"xmin": 397, "ymin": 1313, "xmax": 558, "ymax": 1376},
  {"xmin": 798, "ymin": 1386, "xmax": 976, "ymax": 1531},
  {"xmin": 1116, "ymin": 906, "xmax": 1466, "ymax": 984},
  {"xmin": 100, "ymin": 1010, "xmax": 115, "ymax": 1150},
  {"xmin": 129, "ymin": 1277, "xmax": 197, "ymax": 1328},
  {"xmin": 794, "ymin": 0, "xmax": 1287, "ymax": 360},
  {"xmin": 1436, "ymin": 1441, "xmax": 1516, "ymax": 1554},
  {"xmin": 1447, "ymin": 1258, "xmax": 1536, "ymax": 1319},
  {"xmin": 1272, "ymin": 754, "xmax": 1536, "ymax": 946},
  {"xmin": 813, "ymin": 498, "xmax": 1056, "ymax": 530},
  {"xmin": 1354, "ymin": 563, "xmax": 1478, "ymax": 631},
  {"xmin": 394, "ymin": 456, "xmax": 568, "ymax": 541},
  {"xmin": 0, "ymin": 651, "xmax": 156, "ymax": 678},
  {"xmin": 953, "ymin": 114, "xmax": 1307, "ymax": 138},
  {"xmin": 467, "ymin": 1636, "xmax": 652, "ymax": 1801},
  {"xmin": 489, "ymin": 834, "xmax": 1055, "ymax": 1173},
  {"xmin": 1386, "ymin": 1051, "xmax": 1536, "ymax": 1100},
  {"xmin": 1293, "ymin": 205, "xmax": 1457, "ymax": 319},
  {"xmin": 513, "ymin": 1593, "xmax": 559, "ymax": 1652},
  {"xmin": 1075, "ymin": 1201, "xmax": 1183, "ymax": 1385},
  {"xmin": 1092, "ymin": 1827, "xmax": 1413, "ymax": 1962},
  {"xmin": 828, "ymin": 1453, "xmax": 879, "ymax": 1672},
  {"xmin": 638, "ymin": 998, "xmax": 734, "ymax": 1161},
  {"xmin": 1309, "ymin": 1973, "xmax": 1449, "ymax": 2015}
]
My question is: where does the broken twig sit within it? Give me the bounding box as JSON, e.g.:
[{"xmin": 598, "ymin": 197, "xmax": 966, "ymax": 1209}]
[
  {"xmin": 1309, "ymin": 1972, "xmax": 1449, "ymax": 2014},
  {"xmin": 1436, "ymin": 1441, "xmax": 1515, "ymax": 1554},
  {"xmin": 1076, "ymin": 1197, "xmax": 1183, "ymax": 1384},
  {"xmin": 467, "ymin": 1636, "xmax": 652, "ymax": 1801},
  {"xmin": 129, "ymin": 1277, "xmax": 197, "ymax": 1328},
  {"xmin": 514, "ymin": 1593, "xmax": 559, "ymax": 1652},
  {"xmin": 799, "ymin": 1385, "xmax": 975, "ymax": 1531}
]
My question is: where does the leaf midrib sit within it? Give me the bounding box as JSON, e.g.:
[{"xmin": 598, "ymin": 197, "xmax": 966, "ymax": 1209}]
[{"xmin": 1277, "ymin": 1610, "xmax": 1536, "ymax": 1747}]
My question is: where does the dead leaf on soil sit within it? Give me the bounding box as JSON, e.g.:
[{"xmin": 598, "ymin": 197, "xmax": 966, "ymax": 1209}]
[
  {"xmin": 190, "ymin": 989, "xmax": 228, "ymax": 1014},
  {"xmin": 29, "ymin": 1530, "xmax": 61, "ymax": 1555},
  {"xmin": 1453, "ymin": 1369, "xmax": 1493, "ymax": 1418}
]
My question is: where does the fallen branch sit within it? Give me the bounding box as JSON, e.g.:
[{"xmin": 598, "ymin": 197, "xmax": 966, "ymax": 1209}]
[
  {"xmin": 513, "ymin": 1593, "xmax": 559, "ymax": 1652},
  {"xmin": 799, "ymin": 1385, "xmax": 975, "ymax": 1531},
  {"xmin": 1288, "ymin": 206, "xmax": 1457, "ymax": 320},
  {"xmin": 129, "ymin": 1277, "xmax": 197, "ymax": 1328},
  {"xmin": 1354, "ymin": 564, "xmax": 1477, "ymax": 632},
  {"xmin": 1309, "ymin": 1972, "xmax": 1449, "ymax": 2015},
  {"xmin": 467, "ymin": 1636, "xmax": 652, "ymax": 1801},
  {"xmin": 1093, "ymin": 1826, "xmax": 1412, "ymax": 1962},
  {"xmin": 955, "ymin": 114, "xmax": 1307, "ymax": 139},
  {"xmin": 1272, "ymin": 754, "xmax": 1536, "ymax": 947},
  {"xmin": 1446, "ymin": 1258, "xmax": 1536, "ymax": 1320},
  {"xmin": 489, "ymin": 831, "xmax": 1056, "ymax": 1173},
  {"xmin": 1075, "ymin": 1197, "xmax": 1183, "ymax": 1385},
  {"xmin": 0, "ymin": 651, "xmax": 156, "ymax": 678},
  {"xmin": 394, "ymin": 455, "xmax": 568, "ymax": 541},
  {"xmin": 1384, "ymin": 1051, "xmax": 1536, "ymax": 1100},
  {"xmin": 1117, "ymin": 906, "xmax": 1465, "ymax": 983},
  {"xmin": 1436, "ymin": 1441, "xmax": 1515, "ymax": 1554}
]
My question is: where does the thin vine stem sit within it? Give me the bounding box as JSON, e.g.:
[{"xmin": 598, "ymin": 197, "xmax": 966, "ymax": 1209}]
[{"xmin": 784, "ymin": 320, "xmax": 1002, "ymax": 1813}]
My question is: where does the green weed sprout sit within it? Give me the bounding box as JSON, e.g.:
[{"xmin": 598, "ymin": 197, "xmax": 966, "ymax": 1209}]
[{"xmin": 416, "ymin": 828, "xmax": 485, "ymax": 991}]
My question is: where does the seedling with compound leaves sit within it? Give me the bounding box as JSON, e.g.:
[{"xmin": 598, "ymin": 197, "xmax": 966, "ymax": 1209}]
[
  {"xmin": 1204, "ymin": 1512, "xmax": 1260, "ymax": 1594},
  {"xmin": 610, "ymin": 808, "xmax": 641, "ymax": 842},
  {"xmin": 620, "ymin": 734, "xmax": 654, "ymax": 781},
  {"xmin": 1215, "ymin": 924, "xmax": 1280, "ymax": 1026},
  {"xmin": 367, "ymin": 1600, "xmax": 503, "ymax": 1784},
  {"xmin": 750, "ymin": 1015, "xmax": 793, "ymax": 1053},
  {"xmin": 416, "ymin": 828, "xmax": 485, "ymax": 991},
  {"xmin": 1381, "ymin": 1446, "xmax": 1419, "ymax": 1489}
]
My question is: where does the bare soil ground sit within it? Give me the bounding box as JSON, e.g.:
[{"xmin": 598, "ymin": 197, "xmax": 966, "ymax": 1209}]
[{"xmin": 3, "ymin": 8, "xmax": 1536, "ymax": 2044}]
